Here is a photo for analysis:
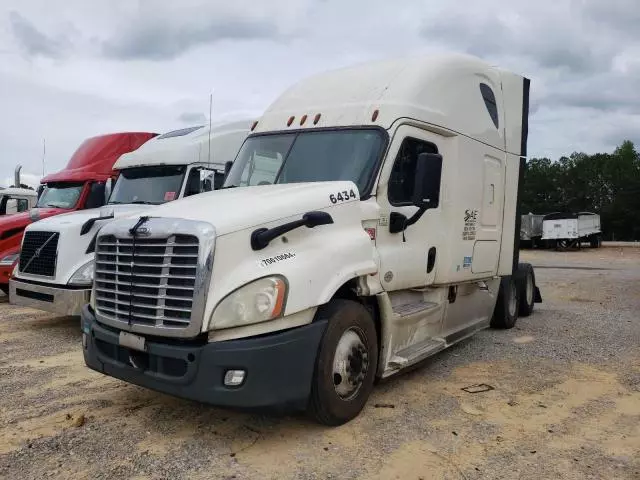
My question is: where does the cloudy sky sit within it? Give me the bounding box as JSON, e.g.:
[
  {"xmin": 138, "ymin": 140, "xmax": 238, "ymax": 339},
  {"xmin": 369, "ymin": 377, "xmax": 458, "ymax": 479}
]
[{"xmin": 1, "ymin": 0, "xmax": 639, "ymax": 187}]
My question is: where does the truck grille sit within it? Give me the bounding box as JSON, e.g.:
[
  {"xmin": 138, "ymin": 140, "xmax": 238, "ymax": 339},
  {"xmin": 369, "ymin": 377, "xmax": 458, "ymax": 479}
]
[
  {"xmin": 19, "ymin": 231, "xmax": 59, "ymax": 277},
  {"xmin": 94, "ymin": 234, "xmax": 199, "ymax": 328}
]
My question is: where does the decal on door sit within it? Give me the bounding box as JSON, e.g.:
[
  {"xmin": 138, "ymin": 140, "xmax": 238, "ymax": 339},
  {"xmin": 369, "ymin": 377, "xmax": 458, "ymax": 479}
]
[
  {"xmin": 463, "ymin": 256, "xmax": 472, "ymax": 269},
  {"xmin": 463, "ymin": 209, "xmax": 478, "ymax": 241}
]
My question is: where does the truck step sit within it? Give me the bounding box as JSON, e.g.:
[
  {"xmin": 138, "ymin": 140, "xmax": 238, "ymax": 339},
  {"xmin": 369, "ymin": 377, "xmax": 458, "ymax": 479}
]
[
  {"xmin": 388, "ymin": 338, "xmax": 446, "ymax": 368},
  {"xmin": 392, "ymin": 300, "xmax": 439, "ymax": 317}
]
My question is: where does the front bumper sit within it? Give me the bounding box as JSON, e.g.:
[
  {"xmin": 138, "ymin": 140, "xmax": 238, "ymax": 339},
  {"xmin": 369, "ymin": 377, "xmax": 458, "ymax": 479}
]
[
  {"xmin": 9, "ymin": 278, "xmax": 90, "ymax": 316},
  {"xmin": 82, "ymin": 304, "xmax": 327, "ymax": 411}
]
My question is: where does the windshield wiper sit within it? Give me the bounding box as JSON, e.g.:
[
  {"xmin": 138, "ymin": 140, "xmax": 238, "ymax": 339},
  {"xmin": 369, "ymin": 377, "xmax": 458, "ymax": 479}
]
[
  {"xmin": 221, "ymin": 185, "xmax": 237, "ymax": 189},
  {"xmin": 43, "ymin": 203, "xmax": 67, "ymax": 208},
  {"xmin": 130, "ymin": 200, "xmax": 158, "ymax": 205}
]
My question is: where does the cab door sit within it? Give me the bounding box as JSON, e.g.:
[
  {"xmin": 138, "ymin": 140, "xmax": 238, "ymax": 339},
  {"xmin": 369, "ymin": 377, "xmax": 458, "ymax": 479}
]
[{"xmin": 374, "ymin": 125, "xmax": 444, "ymax": 291}]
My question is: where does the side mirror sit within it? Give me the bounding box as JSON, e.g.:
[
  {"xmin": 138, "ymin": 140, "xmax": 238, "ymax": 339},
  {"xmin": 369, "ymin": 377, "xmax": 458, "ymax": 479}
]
[
  {"xmin": 412, "ymin": 152, "xmax": 443, "ymax": 210},
  {"xmin": 224, "ymin": 161, "xmax": 233, "ymax": 178}
]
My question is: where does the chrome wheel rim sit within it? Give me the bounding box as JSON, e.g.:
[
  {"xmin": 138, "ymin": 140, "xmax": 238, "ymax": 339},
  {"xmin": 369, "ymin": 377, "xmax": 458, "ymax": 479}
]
[{"xmin": 332, "ymin": 327, "xmax": 369, "ymax": 400}]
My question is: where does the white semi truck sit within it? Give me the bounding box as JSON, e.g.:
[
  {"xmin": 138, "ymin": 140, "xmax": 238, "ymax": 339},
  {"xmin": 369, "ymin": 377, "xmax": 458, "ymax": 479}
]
[
  {"xmin": 0, "ymin": 166, "xmax": 38, "ymax": 216},
  {"xmin": 9, "ymin": 121, "xmax": 249, "ymax": 316},
  {"xmin": 542, "ymin": 211, "xmax": 602, "ymax": 249},
  {"xmin": 81, "ymin": 54, "xmax": 542, "ymax": 425}
]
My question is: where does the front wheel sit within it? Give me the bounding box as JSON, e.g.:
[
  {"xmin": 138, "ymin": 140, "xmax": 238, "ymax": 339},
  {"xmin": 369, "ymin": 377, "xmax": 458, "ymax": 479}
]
[{"xmin": 308, "ymin": 299, "xmax": 378, "ymax": 426}]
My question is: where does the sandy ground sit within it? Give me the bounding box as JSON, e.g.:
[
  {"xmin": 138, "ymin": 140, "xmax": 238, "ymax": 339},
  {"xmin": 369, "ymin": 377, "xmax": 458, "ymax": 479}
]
[{"xmin": 0, "ymin": 248, "xmax": 639, "ymax": 479}]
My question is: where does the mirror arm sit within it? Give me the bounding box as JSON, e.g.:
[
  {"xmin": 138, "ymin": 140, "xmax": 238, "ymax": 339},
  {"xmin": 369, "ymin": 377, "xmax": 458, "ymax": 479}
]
[
  {"xmin": 405, "ymin": 207, "xmax": 426, "ymax": 228},
  {"xmin": 389, "ymin": 208, "xmax": 426, "ymax": 234}
]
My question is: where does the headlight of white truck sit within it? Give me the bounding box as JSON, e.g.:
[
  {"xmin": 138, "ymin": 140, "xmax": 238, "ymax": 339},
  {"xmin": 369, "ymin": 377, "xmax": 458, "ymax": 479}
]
[
  {"xmin": 68, "ymin": 260, "xmax": 94, "ymax": 286},
  {"xmin": 0, "ymin": 253, "xmax": 19, "ymax": 266},
  {"xmin": 210, "ymin": 276, "xmax": 288, "ymax": 330}
]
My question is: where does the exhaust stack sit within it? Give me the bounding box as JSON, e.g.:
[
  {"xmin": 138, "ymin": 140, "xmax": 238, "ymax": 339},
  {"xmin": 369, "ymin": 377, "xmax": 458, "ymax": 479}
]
[{"xmin": 14, "ymin": 165, "xmax": 22, "ymax": 187}]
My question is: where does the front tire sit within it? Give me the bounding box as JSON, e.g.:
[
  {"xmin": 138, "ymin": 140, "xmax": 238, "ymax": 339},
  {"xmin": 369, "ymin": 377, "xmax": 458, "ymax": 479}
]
[
  {"xmin": 308, "ymin": 299, "xmax": 378, "ymax": 426},
  {"xmin": 490, "ymin": 276, "xmax": 519, "ymax": 329}
]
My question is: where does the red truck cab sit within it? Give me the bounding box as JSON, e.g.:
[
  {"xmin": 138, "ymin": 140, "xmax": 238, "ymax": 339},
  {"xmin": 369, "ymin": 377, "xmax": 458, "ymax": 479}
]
[{"xmin": 0, "ymin": 132, "xmax": 157, "ymax": 294}]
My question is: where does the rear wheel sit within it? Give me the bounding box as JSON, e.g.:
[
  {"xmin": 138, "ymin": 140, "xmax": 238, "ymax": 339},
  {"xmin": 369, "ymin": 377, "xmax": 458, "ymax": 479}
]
[
  {"xmin": 490, "ymin": 276, "xmax": 519, "ymax": 329},
  {"xmin": 589, "ymin": 235, "xmax": 601, "ymax": 248},
  {"xmin": 308, "ymin": 299, "xmax": 378, "ymax": 426},
  {"xmin": 515, "ymin": 263, "xmax": 536, "ymax": 317}
]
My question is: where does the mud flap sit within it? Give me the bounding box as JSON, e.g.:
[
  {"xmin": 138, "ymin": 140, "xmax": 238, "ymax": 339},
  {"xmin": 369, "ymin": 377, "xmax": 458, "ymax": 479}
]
[{"xmin": 534, "ymin": 286, "xmax": 542, "ymax": 303}]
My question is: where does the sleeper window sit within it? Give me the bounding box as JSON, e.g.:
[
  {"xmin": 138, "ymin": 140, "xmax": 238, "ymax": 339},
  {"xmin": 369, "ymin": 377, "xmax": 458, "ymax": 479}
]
[
  {"xmin": 388, "ymin": 137, "xmax": 438, "ymax": 205},
  {"xmin": 480, "ymin": 83, "xmax": 499, "ymax": 129}
]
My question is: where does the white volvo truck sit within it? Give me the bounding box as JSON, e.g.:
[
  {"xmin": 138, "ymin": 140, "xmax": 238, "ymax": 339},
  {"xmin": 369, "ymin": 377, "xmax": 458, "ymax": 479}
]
[
  {"xmin": 81, "ymin": 54, "xmax": 542, "ymax": 425},
  {"xmin": 10, "ymin": 121, "xmax": 249, "ymax": 316}
]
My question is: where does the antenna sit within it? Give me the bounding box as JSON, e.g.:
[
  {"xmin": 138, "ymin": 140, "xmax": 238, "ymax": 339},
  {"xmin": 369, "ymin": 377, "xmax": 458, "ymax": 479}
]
[
  {"xmin": 42, "ymin": 138, "xmax": 46, "ymax": 177},
  {"xmin": 208, "ymin": 92, "xmax": 213, "ymax": 168}
]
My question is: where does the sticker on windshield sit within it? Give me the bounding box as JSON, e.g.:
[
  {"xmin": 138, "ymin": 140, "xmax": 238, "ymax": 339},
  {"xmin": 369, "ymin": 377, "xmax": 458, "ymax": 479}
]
[{"xmin": 164, "ymin": 191, "xmax": 176, "ymax": 201}]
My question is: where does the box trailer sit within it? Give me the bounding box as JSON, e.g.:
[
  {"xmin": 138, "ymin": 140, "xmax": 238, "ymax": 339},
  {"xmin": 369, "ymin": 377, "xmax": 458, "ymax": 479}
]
[
  {"xmin": 542, "ymin": 212, "xmax": 602, "ymax": 249},
  {"xmin": 81, "ymin": 53, "xmax": 542, "ymax": 425}
]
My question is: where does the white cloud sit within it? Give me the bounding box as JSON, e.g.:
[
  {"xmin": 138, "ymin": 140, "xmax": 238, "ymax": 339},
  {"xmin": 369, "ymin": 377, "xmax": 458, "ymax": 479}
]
[{"xmin": 0, "ymin": 0, "xmax": 638, "ymax": 188}]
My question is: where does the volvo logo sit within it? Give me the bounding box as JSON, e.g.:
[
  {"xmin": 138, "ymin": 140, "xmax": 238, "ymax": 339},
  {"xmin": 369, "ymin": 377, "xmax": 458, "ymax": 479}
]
[{"xmin": 136, "ymin": 227, "xmax": 151, "ymax": 236}]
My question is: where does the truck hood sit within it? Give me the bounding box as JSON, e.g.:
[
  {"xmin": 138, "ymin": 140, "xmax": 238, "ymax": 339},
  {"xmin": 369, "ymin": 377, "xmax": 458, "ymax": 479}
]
[
  {"xmin": 124, "ymin": 182, "xmax": 365, "ymax": 236},
  {"xmin": 31, "ymin": 203, "xmax": 157, "ymax": 232},
  {"xmin": 16, "ymin": 203, "xmax": 160, "ymax": 284}
]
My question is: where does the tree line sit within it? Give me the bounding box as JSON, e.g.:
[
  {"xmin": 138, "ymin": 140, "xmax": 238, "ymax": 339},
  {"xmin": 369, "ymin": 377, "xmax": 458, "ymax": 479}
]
[{"xmin": 521, "ymin": 140, "xmax": 640, "ymax": 241}]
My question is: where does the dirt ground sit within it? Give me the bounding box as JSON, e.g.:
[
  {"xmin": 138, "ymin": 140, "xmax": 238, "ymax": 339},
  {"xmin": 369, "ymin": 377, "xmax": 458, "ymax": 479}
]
[{"xmin": 1, "ymin": 247, "xmax": 639, "ymax": 480}]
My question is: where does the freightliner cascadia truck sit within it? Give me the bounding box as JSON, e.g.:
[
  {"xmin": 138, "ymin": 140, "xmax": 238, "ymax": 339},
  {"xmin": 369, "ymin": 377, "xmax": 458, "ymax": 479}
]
[
  {"xmin": 81, "ymin": 54, "xmax": 542, "ymax": 425},
  {"xmin": 10, "ymin": 122, "xmax": 249, "ymax": 316}
]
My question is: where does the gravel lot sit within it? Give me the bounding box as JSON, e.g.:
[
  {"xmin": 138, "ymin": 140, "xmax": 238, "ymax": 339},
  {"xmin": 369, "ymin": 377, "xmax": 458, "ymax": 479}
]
[{"xmin": 1, "ymin": 247, "xmax": 639, "ymax": 480}]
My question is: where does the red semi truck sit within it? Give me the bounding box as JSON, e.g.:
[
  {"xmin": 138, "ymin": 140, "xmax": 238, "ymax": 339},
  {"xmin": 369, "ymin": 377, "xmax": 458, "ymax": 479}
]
[{"xmin": 0, "ymin": 132, "xmax": 157, "ymax": 294}]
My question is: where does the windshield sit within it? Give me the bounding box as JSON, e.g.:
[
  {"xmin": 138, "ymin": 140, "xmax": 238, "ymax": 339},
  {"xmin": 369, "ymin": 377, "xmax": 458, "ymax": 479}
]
[
  {"xmin": 36, "ymin": 183, "xmax": 84, "ymax": 209},
  {"xmin": 224, "ymin": 129, "xmax": 386, "ymax": 195},
  {"xmin": 108, "ymin": 166, "xmax": 186, "ymax": 205}
]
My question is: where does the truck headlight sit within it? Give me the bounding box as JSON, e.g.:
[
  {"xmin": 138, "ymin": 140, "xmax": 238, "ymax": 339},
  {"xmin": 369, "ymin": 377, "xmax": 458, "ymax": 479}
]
[
  {"xmin": 210, "ymin": 276, "xmax": 287, "ymax": 330},
  {"xmin": 0, "ymin": 253, "xmax": 19, "ymax": 266},
  {"xmin": 68, "ymin": 260, "xmax": 94, "ymax": 286}
]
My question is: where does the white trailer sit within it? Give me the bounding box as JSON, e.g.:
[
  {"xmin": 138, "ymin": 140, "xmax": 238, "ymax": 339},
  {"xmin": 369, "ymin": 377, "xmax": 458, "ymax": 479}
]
[
  {"xmin": 9, "ymin": 121, "xmax": 249, "ymax": 316},
  {"xmin": 542, "ymin": 211, "xmax": 602, "ymax": 249},
  {"xmin": 81, "ymin": 53, "xmax": 542, "ymax": 425}
]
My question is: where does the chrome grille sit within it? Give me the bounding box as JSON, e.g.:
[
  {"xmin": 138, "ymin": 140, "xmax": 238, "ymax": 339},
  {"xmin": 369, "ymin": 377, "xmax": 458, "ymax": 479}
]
[{"xmin": 94, "ymin": 234, "xmax": 199, "ymax": 328}]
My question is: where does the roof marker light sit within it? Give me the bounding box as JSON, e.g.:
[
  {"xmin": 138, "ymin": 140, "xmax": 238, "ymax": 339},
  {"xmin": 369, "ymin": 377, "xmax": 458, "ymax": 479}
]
[
  {"xmin": 372, "ymin": 109, "xmax": 379, "ymax": 122},
  {"xmin": 287, "ymin": 116, "xmax": 295, "ymax": 127},
  {"xmin": 313, "ymin": 113, "xmax": 321, "ymax": 125},
  {"xmin": 300, "ymin": 114, "xmax": 307, "ymax": 126}
]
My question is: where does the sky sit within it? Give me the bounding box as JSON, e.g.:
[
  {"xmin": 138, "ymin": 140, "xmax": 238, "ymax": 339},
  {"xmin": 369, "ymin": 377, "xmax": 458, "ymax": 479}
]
[{"xmin": 1, "ymin": 0, "xmax": 639, "ymax": 187}]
